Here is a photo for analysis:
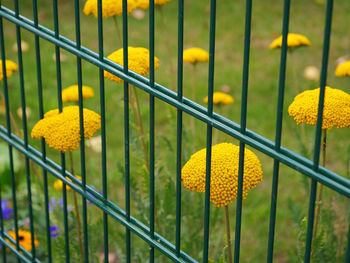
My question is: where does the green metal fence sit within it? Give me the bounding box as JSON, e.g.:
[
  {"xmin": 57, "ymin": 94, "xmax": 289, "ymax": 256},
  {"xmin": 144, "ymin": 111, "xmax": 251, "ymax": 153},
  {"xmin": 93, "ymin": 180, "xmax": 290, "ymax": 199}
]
[{"xmin": 0, "ymin": 0, "xmax": 349, "ymax": 262}]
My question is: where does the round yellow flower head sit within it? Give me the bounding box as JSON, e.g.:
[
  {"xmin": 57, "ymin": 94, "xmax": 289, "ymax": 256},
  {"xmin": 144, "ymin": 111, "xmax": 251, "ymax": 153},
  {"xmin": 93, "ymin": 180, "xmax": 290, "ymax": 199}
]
[
  {"xmin": 288, "ymin": 86, "xmax": 350, "ymax": 130},
  {"xmin": 135, "ymin": 0, "xmax": 172, "ymax": 9},
  {"xmin": 181, "ymin": 143, "xmax": 263, "ymax": 207},
  {"xmin": 203, "ymin": 92, "xmax": 234, "ymax": 105},
  {"xmin": 54, "ymin": 175, "xmax": 82, "ymax": 191},
  {"xmin": 335, "ymin": 60, "xmax": 350, "ymax": 77},
  {"xmin": 31, "ymin": 106, "xmax": 101, "ymax": 152},
  {"xmin": 0, "ymin": 60, "xmax": 18, "ymax": 81},
  {"xmin": 183, "ymin": 47, "xmax": 209, "ymax": 64},
  {"xmin": 104, "ymin": 47, "xmax": 159, "ymax": 83},
  {"xmin": 269, "ymin": 33, "xmax": 311, "ymax": 49},
  {"xmin": 62, "ymin": 85, "xmax": 94, "ymax": 103},
  {"xmin": 83, "ymin": 0, "xmax": 137, "ymax": 18},
  {"xmin": 7, "ymin": 230, "xmax": 40, "ymax": 252}
]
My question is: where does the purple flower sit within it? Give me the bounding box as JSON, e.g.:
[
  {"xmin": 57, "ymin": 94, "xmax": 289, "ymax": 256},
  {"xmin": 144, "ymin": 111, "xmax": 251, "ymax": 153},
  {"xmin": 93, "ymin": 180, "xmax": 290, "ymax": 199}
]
[
  {"xmin": 50, "ymin": 225, "xmax": 60, "ymax": 238},
  {"xmin": 1, "ymin": 199, "xmax": 13, "ymax": 220},
  {"xmin": 86, "ymin": 185, "xmax": 102, "ymax": 205},
  {"xmin": 49, "ymin": 197, "xmax": 72, "ymax": 213}
]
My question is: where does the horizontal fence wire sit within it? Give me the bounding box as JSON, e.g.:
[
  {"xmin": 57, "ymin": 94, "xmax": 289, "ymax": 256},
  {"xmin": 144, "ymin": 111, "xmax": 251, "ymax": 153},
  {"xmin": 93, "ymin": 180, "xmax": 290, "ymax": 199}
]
[{"xmin": 0, "ymin": 0, "xmax": 348, "ymax": 262}]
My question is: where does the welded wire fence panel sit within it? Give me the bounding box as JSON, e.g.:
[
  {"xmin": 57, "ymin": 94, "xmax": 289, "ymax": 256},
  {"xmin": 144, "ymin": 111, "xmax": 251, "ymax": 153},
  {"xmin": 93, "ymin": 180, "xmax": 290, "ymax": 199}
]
[{"xmin": 0, "ymin": 0, "xmax": 349, "ymax": 262}]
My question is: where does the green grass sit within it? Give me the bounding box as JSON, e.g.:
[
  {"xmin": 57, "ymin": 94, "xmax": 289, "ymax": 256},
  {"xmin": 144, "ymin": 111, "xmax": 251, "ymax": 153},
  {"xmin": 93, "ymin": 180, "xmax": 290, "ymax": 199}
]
[{"xmin": 0, "ymin": 0, "xmax": 350, "ymax": 262}]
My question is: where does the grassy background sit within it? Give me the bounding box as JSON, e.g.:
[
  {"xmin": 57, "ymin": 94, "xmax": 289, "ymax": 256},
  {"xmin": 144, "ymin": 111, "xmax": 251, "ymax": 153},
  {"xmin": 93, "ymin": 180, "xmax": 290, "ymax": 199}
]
[{"xmin": 0, "ymin": 0, "xmax": 349, "ymax": 262}]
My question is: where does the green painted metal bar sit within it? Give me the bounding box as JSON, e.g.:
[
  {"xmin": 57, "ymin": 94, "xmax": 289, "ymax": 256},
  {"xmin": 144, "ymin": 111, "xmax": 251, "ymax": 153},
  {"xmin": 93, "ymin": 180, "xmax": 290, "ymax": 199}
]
[
  {"xmin": 304, "ymin": 0, "xmax": 333, "ymax": 262},
  {"xmin": 52, "ymin": 1, "xmax": 70, "ymax": 261},
  {"xmin": 203, "ymin": 0, "xmax": 217, "ymax": 261},
  {"xmin": 175, "ymin": 0, "xmax": 184, "ymax": 257},
  {"xmin": 96, "ymin": 0, "xmax": 109, "ymax": 262},
  {"xmin": 0, "ymin": 185, "xmax": 7, "ymax": 262},
  {"xmin": 0, "ymin": 232, "xmax": 42, "ymax": 263},
  {"xmin": 0, "ymin": 236, "xmax": 40, "ymax": 263},
  {"xmin": 234, "ymin": 1, "xmax": 252, "ymax": 262},
  {"xmin": 1, "ymin": 6, "xmax": 348, "ymax": 191},
  {"xmin": 267, "ymin": 0, "xmax": 290, "ymax": 262},
  {"xmin": 13, "ymin": 1, "xmax": 37, "ymax": 261},
  {"xmin": 122, "ymin": 0, "xmax": 131, "ymax": 260},
  {"xmin": 346, "ymin": 224, "xmax": 350, "ymax": 263},
  {"xmin": 0, "ymin": 6, "xmax": 21, "ymax": 261},
  {"xmin": 149, "ymin": 0, "xmax": 155, "ymax": 261},
  {"xmin": 32, "ymin": 0, "xmax": 52, "ymax": 261},
  {"xmin": 73, "ymin": 0, "xmax": 89, "ymax": 261}
]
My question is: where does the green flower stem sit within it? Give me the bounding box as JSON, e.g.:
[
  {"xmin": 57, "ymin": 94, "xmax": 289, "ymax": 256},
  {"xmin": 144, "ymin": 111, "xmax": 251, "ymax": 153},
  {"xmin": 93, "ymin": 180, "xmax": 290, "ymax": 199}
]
[
  {"xmin": 290, "ymin": 49, "xmax": 300, "ymax": 94},
  {"xmin": 130, "ymin": 85, "xmax": 150, "ymax": 173},
  {"xmin": 112, "ymin": 15, "xmax": 123, "ymax": 47},
  {"xmin": 313, "ymin": 129, "xmax": 327, "ymax": 241},
  {"xmin": 225, "ymin": 205, "xmax": 233, "ymax": 263},
  {"xmin": 191, "ymin": 64, "xmax": 197, "ymax": 150},
  {"xmin": 69, "ymin": 151, "xmax": 85, "ymax": 263}
]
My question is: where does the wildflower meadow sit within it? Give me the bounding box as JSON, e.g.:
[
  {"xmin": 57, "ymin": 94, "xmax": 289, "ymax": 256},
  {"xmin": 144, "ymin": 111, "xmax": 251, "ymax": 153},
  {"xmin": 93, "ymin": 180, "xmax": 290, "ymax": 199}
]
[{"xmin": 0, "ymin": 0, "xmax": 350, "ymax": 262}]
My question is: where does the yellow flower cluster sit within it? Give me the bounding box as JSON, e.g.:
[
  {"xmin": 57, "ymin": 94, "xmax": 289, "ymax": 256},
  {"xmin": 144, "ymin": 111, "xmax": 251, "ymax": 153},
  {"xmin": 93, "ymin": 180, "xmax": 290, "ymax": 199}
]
[
  {"xmin": 269, "ymin": 33, "xmax": 311, "ymax": 49},
  {"xmin": 83, "ymin": 0, "xmax": 137, "ymax": 18},
  {"xmin": 31, "ymin": 106, "xmax": 101, "ymax": 152},
  {"xmin": 181, "ymin": 143, "xmax": 263, "ymax": 207},
  {"xmin": 54, "ymin": 175, "xmax": 82, "ymax": 191},
  {"xmin": 104, "ymin": 47, "xmax": 159, "ymax": 83},
  {"xmin": 183, "ymin": 47, "xmax": 209, "ymax": 64},
  {"xmin": 62, "ymin": 85, "xmax": 94, "ymax": 103},
  {"xmin": 335, "ymin": 60, "xmax": 350, "ymax": 77},
  {"xmin": 203, "ymin": 92, "xmax": 234, "ymax": 105},
  {"xmin": 7, "ymin": 230, "xmax": 40, "ymax": 252},
  {"xmin": 0, "ymin": 60, "xmax": 18, "ymax": 81},
  {"xmin": 288, "ymin": 86, "xmax": 350, "ymax": 130},
  {"xmin": 135, "ymin": 0, "xmax": 172, "ymax": 9}
]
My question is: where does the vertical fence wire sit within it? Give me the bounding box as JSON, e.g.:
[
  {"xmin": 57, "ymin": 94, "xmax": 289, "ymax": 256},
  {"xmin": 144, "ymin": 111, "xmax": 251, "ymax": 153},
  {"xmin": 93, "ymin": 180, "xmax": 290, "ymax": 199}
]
[
  {"xmin": 234, "ymin": 1, "xmax": 252, "ymax": 262},
  {"xmin": 73, "ymin": 0, "xmax": 89, "ymax": 261},
  {"xmin": 32, "ymin": 0, "xmax": 53, "ymax": 261},
  {"xmin": 0, "ymin": 3, "xmax": 21, "ymax": 260},
  {"xmin": 202, "ymin": 0, "xmax": 217, "ymax": 261},
  {"xmin": 96, "ymin": 0, "xmax": 109, "ymax": 262},
  {"xmin": 13, "ymin": 0, "xmax": 37, "ymax": 260},
  {"xmin": 175, "ymin": 0, "xmax": 184, "ymax": 257},
  {"xmin": 266, "ymin": 0, "xmax": 290, "ymax": 262},
  {"xmin": 304, "ymin": 0, "xmax": 333, "ymax": 262},
  {"xmin": 52, "ymin": 1, "xmax": 70, "ymax": 261},
  {"xmin": 122, "ymin": 0, "xmax": 131, "ymax": 261},
  {"xmin": 149, "ymin": 0, "xmax": 155, "ymax": 261}
]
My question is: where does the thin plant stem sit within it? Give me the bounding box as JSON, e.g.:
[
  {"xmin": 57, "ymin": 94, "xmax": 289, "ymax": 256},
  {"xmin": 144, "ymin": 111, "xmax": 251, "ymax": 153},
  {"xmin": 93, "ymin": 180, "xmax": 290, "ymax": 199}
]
[
  {"xmin": 313, "ymin": 129, "xmax": 327, "ymax": 241},
  {"xmin": 225, "ymin": 205, "xmax": 233, "ymax": 263},
  {"xmin": 158, "ymin": 5, "xmax": 175, "ymax": 91},
  {"xmin": 130, "ymin": 85, "xmax": 150, "ymax": 172},
  {"xmin": 112, "ymin": 15, "xmax": 123, "ymax": 47},
  {"xmin": 290, "ymin": 50, "xmax": 300, "ymax": 94},
  {"xmin": 69, "ymin": 151, "xmax": 85, "ymax": 263},
  {"xmin": 190, "ymin": 64, "xmax": 197, "ymax": 151}
]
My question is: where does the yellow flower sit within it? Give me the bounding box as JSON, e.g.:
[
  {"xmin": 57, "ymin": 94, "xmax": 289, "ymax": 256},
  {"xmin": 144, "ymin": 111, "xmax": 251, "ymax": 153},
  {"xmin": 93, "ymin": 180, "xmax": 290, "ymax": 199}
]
[
  {"xmin": 183, "ymin": 47, "xmax": 209, "ymax": 64},
  {"xmin": 62, "ymin": 85, "xmax": 94, "ymax": 103},
  {"xmin": 135, "ymin": 0, "xmax": 172, "ymax": 9},
  {"xmin": 335, "ymin": 60, "xmax": 350, "ymax": 77},
  {"xmin": 288, "ymin": 86, "xmax": 350, "ymax": 130},
  {"xmin": 31, "ymin": 106, "xmax": 101, "ymax": 152},
  {"xmin": 0, "ymin": 60, "xmax": 18, "ymax": 81},
  {"xmin": 203, "ymin": 92, "xmax": 234, "ymax": 105},
  {"xmin": 181, "ymin": 143, "xmax": 263, "ymax": 207},
  {"xmin": 54, "ymin": 176, "xmax": 82, "ymax": 191},
  {"xmin": 269, "ymin": 33, "xmax": 311, "ymax": 49},
  {"xmin": 83, "ymin": 0, "xmax": 137, "ymax": 18},
  {"xmin": 7, "ymin": 230, "xmax": 40, "ymax": 252},
  {"xmin": 104, "ymin": 47, "xmax": 159, "ymax": 83}
]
